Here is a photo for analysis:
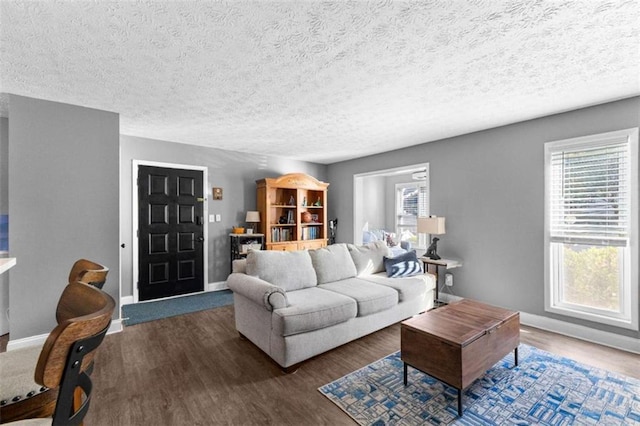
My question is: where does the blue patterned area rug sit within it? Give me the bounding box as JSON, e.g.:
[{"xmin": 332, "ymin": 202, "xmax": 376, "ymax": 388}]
[
  {"xmin": 122, "ymin": 290, "xmax": 233, "ymax": 326},
  {"xmin": 319, "ymin": 344, "xmax": 640, "ymax": 425}
]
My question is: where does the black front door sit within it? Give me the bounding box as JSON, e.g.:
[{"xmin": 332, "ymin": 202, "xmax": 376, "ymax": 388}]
[{"xmin": 138, "ymin": 165, "xmax": 205, "ymax": 301}]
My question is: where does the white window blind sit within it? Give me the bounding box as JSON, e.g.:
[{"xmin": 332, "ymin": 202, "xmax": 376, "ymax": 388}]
[
  {"xmin": 549, "ymin": 137, "xmax": 630, "ymax": 247},
  {"xmin": 418, "ymin": 183, "xmax": 428, "ymax": 217},
  {"xmin": 395, "ymin": 180, "xmax": 429, "ymax": 248}
]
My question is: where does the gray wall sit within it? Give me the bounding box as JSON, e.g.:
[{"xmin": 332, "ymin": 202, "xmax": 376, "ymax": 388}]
[
  {"xmin": 8, "ymin": 95, "xmax": 120, "ymax": 340},
  {"xmin": 0, "ymin": 118, "xmax": 7, "ymax": 214},
  {"xmin": 120, "ymin": 135, "xmax": 327, "ymax": 298},
  {"xmin": 361, "ymin": 175, "xmax": 386, "ymax": 231},
  {"xmin": 327, "ymin": 96, "xmax": 640, "ymax": 339},
  {"xmin": 0, "ymin": 117, "xmax": 8, "ymax": 335}
]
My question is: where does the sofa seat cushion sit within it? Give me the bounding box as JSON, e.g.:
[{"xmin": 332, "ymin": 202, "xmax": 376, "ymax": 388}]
[
  {"xmin": 0, "ymin": 344, "xmax": 49, "ymax": 406},
  {"xmin": 246, "ymin": 249, "xmax": 317, "ymax": 291},
  {"xmin": 272, "ymin": 287, "xmax": 357, "ymax": 337},
  {"xmin": 319, "ymin": 278, "xmax": 398, "ymax": 317},
  {"xmin": 359, "ymin": 272, "xmax": 435, "ymax": 302}
]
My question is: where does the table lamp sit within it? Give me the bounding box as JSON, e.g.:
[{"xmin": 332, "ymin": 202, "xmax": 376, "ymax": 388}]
[
  {"xmin": 418, "ymin": 216, "xmax": 446, "ymax": 259},
  {"xmin": 245, "ymin": 211, "xmax": 260, "ymax": 234}
]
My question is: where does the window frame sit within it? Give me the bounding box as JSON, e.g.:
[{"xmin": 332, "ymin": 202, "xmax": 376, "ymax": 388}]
[
  {"xmin": 395, "ymin": 178, "xmax": 429, "ymax": 249},
  {"xmin": 544, "ymin": 128, "xmax": 639, "ymax": 330}
]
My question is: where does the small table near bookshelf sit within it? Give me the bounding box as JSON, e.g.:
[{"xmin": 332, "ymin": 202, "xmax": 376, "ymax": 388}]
[{"xmin": 229, "ymin": 233, "xmax": 264, "ymax": 268}]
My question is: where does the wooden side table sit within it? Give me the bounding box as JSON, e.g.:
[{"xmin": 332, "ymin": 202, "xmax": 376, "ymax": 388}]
[{"xmin": 420, "ymin": 257, "xmax": 462, "ymax": 304}]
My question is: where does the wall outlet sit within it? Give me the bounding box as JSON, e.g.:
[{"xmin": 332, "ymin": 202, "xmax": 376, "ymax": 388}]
[
  {"xmin": 445, "ymin": 273, "xmax": 454, "ymax": 287},
  {"xmin": 209, "ymin": 214, "xmax": 216, "ymax": 223}
]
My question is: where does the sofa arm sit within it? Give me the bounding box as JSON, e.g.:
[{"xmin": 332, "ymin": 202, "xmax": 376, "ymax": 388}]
[{"xmin": 227, "ymin": 273, "xmax": 288, "ymax": 311}]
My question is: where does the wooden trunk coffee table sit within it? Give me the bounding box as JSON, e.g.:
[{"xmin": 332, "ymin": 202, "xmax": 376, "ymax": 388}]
[{"xmin": 401, "ymin": 299, "xmax": 520, "ymax": 417}]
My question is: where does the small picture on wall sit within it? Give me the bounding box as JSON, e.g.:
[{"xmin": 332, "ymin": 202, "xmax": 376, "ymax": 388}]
[{"xmin": 212, "ymin": 187, "xmax": 223, "ymax": 200}]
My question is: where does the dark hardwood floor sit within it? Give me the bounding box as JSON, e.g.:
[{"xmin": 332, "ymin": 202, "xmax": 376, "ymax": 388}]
[
  {"xmin": 81, "ymin": 305, "xmax": 639, "ymax": 425},
  {"xmin": 2, "ymin": 305, "xmax": 638, "ymax": 425}
]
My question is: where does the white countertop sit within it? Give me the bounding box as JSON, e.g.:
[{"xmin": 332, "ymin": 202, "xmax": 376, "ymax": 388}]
[{"xmin": 0, "ymin": 257, "xmax": 16, "ymax": 275}]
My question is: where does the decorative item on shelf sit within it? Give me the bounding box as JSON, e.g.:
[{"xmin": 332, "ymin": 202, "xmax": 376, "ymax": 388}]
[
  {"xmin": 245, "ymin": 211, "xmax": 260, "ymax": 234},
  {"xmin": 418, "ymin": 216, "xmax": 446, "ymax": 260},
  {"xmin": 302, "ymin": 197, "xmax": 307, "ymax": 206},
  {"xmin": 279, "ymin": 216, "xmax": 287, "ymax": 224},
  {"xmin": 314, "ymin": 197, "xmax": 322, "ymax": 206},
  {"xmin": 301, "ymin": 211, "xmax": 312, "ymax": 223},
  {"xmin": 232, "ymin": 226, "xmax": 245, "ymax": 234},
  {"xmin": 310, "ymin": 213, "xmax": 319, "ymax": 222},
  {"xmin": 212, "ymin": 187, "xmax": 223, "ymax": 200},
  {"xmin": 288, "ymin": 196, "xmax": 295, "ymax": 206},
  {"xmin": 287, "ymin": 210, "xmax": 294, "ymax": 224}
]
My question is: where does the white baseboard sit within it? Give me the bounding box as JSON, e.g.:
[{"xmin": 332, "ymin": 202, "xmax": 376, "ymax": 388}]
[
  {"xmin": 207, "ymin": 281, "xmax": 228, "ymax": 292},
  {"xmin": 7, "ymin": 319, "xmax": 124, "ymax": 351},
  {"xmin": 6, "ymin": 332, "xmax": 47, "ymax": 351},
  {"xmin": 519, "ymin": 312, "xmax": 640, "ymax": 355},
  {"xmin": 439, "ymin": 293, "xmax": 463, "ymax": 303},
  {"xmin": 435, "ymin": 295, "xmax": 639, "ymax": 355},
  {"xmin": 108, "ymin": 319, "xmax": 123, "ymax": 335},
  {"xmin": 120, "ymin": 295, "xmax": 134, "ymax": 306}
]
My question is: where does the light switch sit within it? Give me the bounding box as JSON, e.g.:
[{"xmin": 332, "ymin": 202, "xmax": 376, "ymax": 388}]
[
  {"xmin": 209, "ymin": 215, "xmax": 215, "ymax": 223},
  {"xmin": 215, "ymin": 214, "xmax": 221, "ymax": 222}
]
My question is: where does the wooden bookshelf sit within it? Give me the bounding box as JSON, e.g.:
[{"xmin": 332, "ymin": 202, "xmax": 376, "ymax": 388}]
[{"xmin": 256, "ymin": 173, "xmax": 329, "ymax": 251}]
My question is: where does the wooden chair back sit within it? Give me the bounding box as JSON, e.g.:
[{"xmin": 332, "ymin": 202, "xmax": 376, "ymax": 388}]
[
  {"xmin": 67, "ymin": 259, "xmax": 109, "ymax": 289},
  {"xmin": 38, "ymin": 282, "xmax": 115, "ymax": 425}
]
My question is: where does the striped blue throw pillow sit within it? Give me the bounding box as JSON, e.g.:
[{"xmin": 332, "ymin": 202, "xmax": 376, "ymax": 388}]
[{"xmin": 383, "ymin": 251, "xmax": 422, "ymax": 278}]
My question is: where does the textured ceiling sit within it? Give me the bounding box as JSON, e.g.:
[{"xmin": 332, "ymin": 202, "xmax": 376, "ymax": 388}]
[{"xmin": 1, "ymin": 1, "xmax": 639, "ymax": 164}]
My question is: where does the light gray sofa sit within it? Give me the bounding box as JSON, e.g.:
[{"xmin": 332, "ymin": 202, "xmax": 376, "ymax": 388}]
[{"xmin": 226, "ymin": 241, "xmax": 436, "ymax": 370}]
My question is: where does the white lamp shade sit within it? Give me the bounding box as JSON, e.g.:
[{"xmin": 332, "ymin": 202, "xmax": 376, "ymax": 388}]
[
  {"xmin": 245, "ymin": 211, "xmax": 260, "ymax": 222},
  {"xmin": 417, "ymin": 216, "xmax": 445, "ymax": 235}
]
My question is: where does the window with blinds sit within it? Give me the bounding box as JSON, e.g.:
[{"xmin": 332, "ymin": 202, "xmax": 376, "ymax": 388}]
[
  {"xmin": 395, "ymin": 181, "xmax": 429, "ymax": 249},
  {"xmin": 544, "ymin": 128, "xmax": 638, "ymax": 330},
  {"xmin": 549, "ymin": 140, "xmax": 629, "ymax": 246}
]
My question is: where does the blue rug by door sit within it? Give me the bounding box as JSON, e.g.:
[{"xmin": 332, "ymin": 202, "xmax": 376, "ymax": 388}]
[
  {"xmin": 122, "ymin": 290, "xmax": 233, "ymax": 326},
  {"xmin": 319, "ymin": 344, "xmax": 640, "ymax": 425}
]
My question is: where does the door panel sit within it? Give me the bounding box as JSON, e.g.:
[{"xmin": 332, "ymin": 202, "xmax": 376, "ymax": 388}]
[{"xmin": 138, "ymin": 166, "xmax": 204, "ymax": 301}]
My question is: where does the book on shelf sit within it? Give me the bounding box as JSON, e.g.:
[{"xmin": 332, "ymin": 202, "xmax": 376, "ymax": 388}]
[
  {"xmin": 301, "ymin": 226, "xmax": 320, "ymax": 240},
  {"xmin": 271, "ymin": 227, "xmax": 293, "ymax": 242}
]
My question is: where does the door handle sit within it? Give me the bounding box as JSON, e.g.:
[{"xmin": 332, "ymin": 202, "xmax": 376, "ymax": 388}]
[{"xmin": 196, "ymin": 236, "xmax": 205, "ymax": 243}]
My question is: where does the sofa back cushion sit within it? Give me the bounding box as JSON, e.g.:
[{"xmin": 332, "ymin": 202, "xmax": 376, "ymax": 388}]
[
  {"xmin": 246, "ymin": 250, "xmax": 317, "ymax": 291},
  {"xmin": 347, "ymin": 241, "xmax": 390, "ymax": 275},
  {"xmin": 308, "ymin": 243, "xmax": 357, "ymax": 284}
]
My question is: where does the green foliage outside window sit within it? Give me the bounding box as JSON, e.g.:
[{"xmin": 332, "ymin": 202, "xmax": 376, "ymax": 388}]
[{"xmin": 563, "ymin": 245, "xmax": 620, "ymax": 311}]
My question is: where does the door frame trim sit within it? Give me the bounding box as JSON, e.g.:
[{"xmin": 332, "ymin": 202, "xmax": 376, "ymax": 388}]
[{"xmin": 131, "ymin": 160, "xmax": 209, "ymax": 304}]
